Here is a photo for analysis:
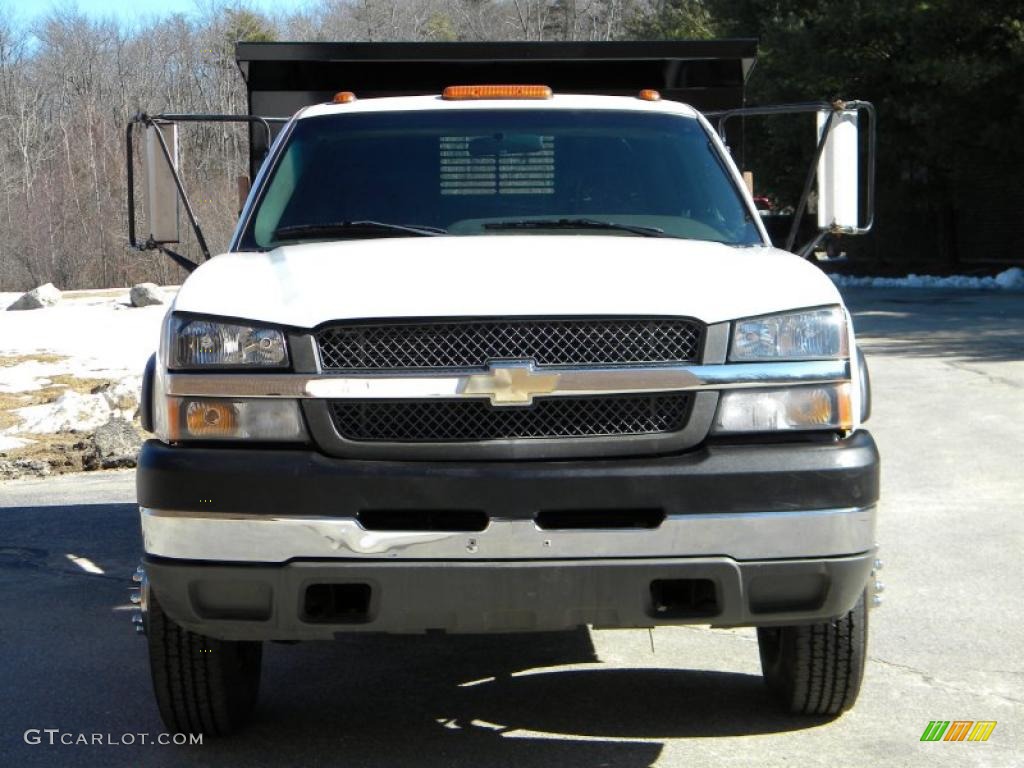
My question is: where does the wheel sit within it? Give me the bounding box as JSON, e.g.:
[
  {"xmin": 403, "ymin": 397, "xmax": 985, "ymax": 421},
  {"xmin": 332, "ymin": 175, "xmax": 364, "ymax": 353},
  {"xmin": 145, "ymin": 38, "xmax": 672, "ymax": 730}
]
[
  {"xmin": 757, "ymin": 590, "xmax": 868, "ymax": 716},
  {"xmin": 147, "ymin": 589, "xmax": 262, "ymax": 735}
]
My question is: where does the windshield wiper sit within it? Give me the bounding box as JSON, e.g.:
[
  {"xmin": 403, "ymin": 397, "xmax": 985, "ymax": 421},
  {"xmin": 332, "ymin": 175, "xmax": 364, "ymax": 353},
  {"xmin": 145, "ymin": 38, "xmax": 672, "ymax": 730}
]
[
  {"xmin": 273, "ymin": 221, "xmax": 445, "ymax": 241},
  {"xmin": 483, "ymin": 218, "xmax": 668, "ymax": 238}
]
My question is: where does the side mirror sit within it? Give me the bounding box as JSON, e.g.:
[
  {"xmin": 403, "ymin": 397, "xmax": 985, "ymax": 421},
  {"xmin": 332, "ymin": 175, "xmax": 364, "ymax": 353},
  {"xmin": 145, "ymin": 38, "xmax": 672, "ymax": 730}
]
[
  {"xmin": 143, "ymin": 122, "xmax": 181, "ymax": 244},
  {"xmin": 712, "ymin": 100, "xmax": 874, "ymax": 255},
  {"xmin": 816, "ymin": 108, "xmax": 859, "ymax": 231}
]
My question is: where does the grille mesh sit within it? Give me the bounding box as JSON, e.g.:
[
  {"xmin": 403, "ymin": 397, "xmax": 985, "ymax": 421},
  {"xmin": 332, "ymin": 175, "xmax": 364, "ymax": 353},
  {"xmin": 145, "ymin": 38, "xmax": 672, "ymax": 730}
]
[
  {"xmin": 317, "ymin": 318, "xmax": 703, "ymax": 371},
  {"xmin": 329, "ymin": 393, "xmax": 692, "ymax": 442}
]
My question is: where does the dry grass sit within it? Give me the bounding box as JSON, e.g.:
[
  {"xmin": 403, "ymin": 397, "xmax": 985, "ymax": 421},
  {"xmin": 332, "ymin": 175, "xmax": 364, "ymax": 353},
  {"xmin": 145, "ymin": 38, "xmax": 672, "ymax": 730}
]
[
  {"xmin": 44, "ymin": 374, "xmax": 110, "ymax": 395},
  {"xmin": 62, "ymin": 288, "xmax": 127, "ymax": 299},
  {"xmin": 0, "ymin": 352, "xmax": 66, "ymax": 368},
  {"xmin": 0, "ymin": 392, "xmax": 28, "ymax": 430},
  {"xmin": 62, "ymin": 287, "xmax": 176, "ymax": 301},
  {"xmin": 3, "ymin": 420, "xmax": 145, "ymax": 475},
  {"xmin": 0, "ymin": 350, "xmax": 137, "ymax": 477},
  {"xmin": 1, "ymin": 432, "xmax": 87, "ymax": 473},
  {"xmin": 1, "ymin": 375, "xmax": 109, "ymax": 409}
]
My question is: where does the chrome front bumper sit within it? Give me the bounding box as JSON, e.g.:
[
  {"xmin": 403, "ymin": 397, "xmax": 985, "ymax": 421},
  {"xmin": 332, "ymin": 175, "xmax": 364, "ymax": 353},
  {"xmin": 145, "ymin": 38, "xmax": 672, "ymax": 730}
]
[{"xmin": 141, "ymin": 504, "xmax": 875, "ymax": 563}]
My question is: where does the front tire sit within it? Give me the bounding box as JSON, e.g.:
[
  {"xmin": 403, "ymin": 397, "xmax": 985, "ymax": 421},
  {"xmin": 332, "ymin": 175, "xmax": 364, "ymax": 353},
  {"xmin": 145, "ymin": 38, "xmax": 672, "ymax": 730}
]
[
  {"xmin": 147, "ymin": 590, "xmax": 262, "ymax": 735},
  {"xmin": 757, "ymin": 590, "xmax": 868, "ymax": 716}
]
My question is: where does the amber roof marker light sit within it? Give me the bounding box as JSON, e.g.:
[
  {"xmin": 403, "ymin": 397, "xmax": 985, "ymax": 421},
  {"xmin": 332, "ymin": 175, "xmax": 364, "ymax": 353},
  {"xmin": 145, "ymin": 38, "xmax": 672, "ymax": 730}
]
[
  {"xmin": 332, "ymin": 91, "xmax": 357, "ymax": 104},
  {"xmin": 638, "ymin": 89, "xmax": 662, "ymax": 101},
  {"xmin": 442, "ymin": 85, "xmax": 553, "ymax": 101}
]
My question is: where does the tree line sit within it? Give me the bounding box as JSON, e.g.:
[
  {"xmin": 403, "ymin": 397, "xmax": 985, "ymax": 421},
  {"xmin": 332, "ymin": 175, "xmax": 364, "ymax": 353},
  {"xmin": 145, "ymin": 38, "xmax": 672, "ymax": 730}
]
[{"xmin": 0, "ymin": 0, "xmax": 1019, "ymax": 291}]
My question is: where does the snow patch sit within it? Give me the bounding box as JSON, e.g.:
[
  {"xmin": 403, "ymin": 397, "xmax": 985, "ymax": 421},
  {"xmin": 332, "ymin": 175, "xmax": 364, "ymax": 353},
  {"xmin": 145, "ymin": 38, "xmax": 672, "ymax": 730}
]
[
  {"xmin": 1, "ymin": 290, "xmax": 168, "ymax": 400},
  {"xmin": 96, "ymin": 378, "xmax": 142, "ymax": 411},
  {"xmin": 994, "ymin": 267, "xmax": 1024, "ymax": 289},
  {"xmin": 4, "ymin": 378, "xmax": 141, "ymax": 435},
  {"xmin": 0, "ymin": 363, "xmax": 64, "ymax": 394},
  {"xmin": 0, "ymin": 435, "xmax": 31, "ymax": 451},
  {"xmin": 1, "ymin": 290, "xmax": 162, "ymax": 451},
  {"xmin": 12, "ymin": 390, "xmax": 114, "ymax": 433},
  {"xmin": 831, "ymin": 267, "xmax": 1024, "ymax": 291}
]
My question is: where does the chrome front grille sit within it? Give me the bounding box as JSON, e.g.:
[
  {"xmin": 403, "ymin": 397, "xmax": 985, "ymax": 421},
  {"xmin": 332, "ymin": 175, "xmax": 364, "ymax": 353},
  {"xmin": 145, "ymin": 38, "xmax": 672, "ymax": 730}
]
[
  {"xmin": 316, "ymin": 318, "xmax": 704, "ymax": 371},
  {"xmin": 329, "ymin": 393, "xmax": 693, "ymax": 442}
]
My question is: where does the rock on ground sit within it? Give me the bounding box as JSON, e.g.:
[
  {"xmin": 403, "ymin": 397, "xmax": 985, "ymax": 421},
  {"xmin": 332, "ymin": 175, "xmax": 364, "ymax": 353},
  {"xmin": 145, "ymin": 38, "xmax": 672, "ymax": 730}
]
[
  {"xmin": 6, "ymin": 283, "xmax": 62, "ymax": 311},
  {"xmin": 0, "ymin": 458, "xmax": 51, "ymax": 480},
  {"xmin": 129, "ymin": 283, "xmax": 165, "ymax": 307},
  {"xmin": 91, "ymin": 379, "xmax": 142, "ymax": 415},
  {"xmin": 83, "ymin": 417, "xmax": 143, "ymax": 470}
]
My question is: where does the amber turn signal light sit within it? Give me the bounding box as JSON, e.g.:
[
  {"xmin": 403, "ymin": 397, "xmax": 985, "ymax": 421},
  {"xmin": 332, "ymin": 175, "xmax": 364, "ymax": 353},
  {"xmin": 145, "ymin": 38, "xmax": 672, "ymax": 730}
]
[
  {"xmin": 185, "ymin": 400, "xmax": 238, "ymax": 437},
  {"xmin": 442, "ymin": 85, "xmax": 552, "ymax": 101}
]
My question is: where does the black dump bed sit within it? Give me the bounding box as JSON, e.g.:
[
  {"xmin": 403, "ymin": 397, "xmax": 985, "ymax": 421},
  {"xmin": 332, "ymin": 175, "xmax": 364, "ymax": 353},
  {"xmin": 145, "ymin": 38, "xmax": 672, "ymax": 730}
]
[{"xmin": 235, "ymin": 40, "xmax": 757, "ymax": 175}]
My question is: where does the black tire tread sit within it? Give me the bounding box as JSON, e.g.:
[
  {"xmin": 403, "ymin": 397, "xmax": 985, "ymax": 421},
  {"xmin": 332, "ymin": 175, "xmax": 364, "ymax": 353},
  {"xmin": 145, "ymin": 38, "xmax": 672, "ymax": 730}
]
[
  {"xmin": 758, "ymin": 591, "xmax": 867, "ymax": 716},
  {"xmin": 147, "ymin": 591, "xmax": 261, "ymax": 735}
]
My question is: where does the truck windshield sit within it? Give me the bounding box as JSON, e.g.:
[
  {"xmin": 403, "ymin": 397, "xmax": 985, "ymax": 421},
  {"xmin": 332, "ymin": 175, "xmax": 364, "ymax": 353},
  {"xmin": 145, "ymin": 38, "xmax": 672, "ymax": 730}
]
[{"xmin": 239, "ymin": 109, "xmax": 763, "ymax": 249}]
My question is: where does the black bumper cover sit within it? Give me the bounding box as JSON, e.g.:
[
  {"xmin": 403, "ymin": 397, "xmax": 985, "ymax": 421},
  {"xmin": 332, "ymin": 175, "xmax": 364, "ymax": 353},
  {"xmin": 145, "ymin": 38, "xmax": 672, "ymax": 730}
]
[
  {"xmin": 136, "ymin": 431, "xmax": 879, "ymax": 519},
  {"xmin": 145, "ymin": 553, "xmax": 876, "ymax": 639}
]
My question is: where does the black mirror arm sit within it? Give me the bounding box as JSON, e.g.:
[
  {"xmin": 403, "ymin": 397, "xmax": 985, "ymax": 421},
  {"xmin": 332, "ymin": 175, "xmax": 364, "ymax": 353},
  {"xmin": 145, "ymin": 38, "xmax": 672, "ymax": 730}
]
[
  {"xmin": 155, "ymin": 244, "xmax": 199, "ymax": 273},
  {"xmin": 126, "ymin": 112, "xmax": 210, "ymax": 262},
  {"xmin": 125, "ymin": 112, "xmax": 287, "ymax": 267},
  {"xmin": 147, "ymin": 117, "xmax": 211, "ymax": 262},
  {"xmin": 784, "ymin": 110, "xmax": 836, "ymax": 253},
  {"xmin": 710, "ymin": 100, "xmax": 876, "ymax": 252}
]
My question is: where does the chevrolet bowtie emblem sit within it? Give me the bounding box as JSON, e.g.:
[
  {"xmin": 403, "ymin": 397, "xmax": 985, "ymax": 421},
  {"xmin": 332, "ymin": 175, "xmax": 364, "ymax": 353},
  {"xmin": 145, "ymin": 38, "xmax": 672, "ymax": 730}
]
[{"xmin": 462, "ymin": 361, "xmax": 560, "ymax": 406}]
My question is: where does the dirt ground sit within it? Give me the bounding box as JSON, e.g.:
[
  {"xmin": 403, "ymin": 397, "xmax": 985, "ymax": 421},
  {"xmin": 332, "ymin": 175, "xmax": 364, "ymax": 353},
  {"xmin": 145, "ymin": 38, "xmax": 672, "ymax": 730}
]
[{"xmin": 0, "ymin": 360, "xmax": 141, "ymax": 477}]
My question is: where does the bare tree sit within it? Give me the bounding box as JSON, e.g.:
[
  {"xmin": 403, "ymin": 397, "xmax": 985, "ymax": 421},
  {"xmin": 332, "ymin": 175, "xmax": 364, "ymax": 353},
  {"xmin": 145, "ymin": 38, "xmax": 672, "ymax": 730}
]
[{"xmin": 0, "ymin": 0, "xmax": 656, "ymax": 291}]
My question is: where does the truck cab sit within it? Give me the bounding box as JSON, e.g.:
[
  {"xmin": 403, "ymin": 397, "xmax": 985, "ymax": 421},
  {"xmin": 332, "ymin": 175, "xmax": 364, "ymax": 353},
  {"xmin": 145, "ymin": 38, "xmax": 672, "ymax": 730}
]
[{"xmin": 129, "ymin": 42, "xmax": 880, "ymax": 735}]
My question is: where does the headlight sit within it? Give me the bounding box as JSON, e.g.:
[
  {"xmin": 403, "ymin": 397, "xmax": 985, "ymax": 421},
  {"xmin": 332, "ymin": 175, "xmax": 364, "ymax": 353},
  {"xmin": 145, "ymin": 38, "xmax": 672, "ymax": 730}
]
[
  {"xmin": 730, "ymin": 307, "xmax": 848, "ymax": 361},
  {"xmin": 168, "ymin": 316, "xmax": 288, "ymax": 369},
  {"xmin": 164, "ymin": 397, "xmax": 307, "ymax": 442},
  {"xmin": 713, "ymin": 383, "xmax": 853, "ymax": 434}
]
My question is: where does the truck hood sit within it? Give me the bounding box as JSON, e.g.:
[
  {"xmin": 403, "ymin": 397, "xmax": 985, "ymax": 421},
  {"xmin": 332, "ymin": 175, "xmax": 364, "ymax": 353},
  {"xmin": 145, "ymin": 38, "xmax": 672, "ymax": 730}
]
[{"xmin": 172, "ymin": 236, "xmax": 843, "ymax": 328}]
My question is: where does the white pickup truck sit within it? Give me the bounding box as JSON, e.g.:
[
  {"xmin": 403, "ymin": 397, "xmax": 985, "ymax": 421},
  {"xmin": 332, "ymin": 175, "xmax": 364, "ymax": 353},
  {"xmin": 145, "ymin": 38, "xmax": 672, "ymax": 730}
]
[{"xmin": 128, "ymin": 42, "xmax": 880, "ymax": 735}]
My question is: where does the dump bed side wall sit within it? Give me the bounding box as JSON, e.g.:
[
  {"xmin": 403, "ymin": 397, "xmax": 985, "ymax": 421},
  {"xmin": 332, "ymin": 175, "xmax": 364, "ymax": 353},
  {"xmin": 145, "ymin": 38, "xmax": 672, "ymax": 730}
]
[{"xmin": 235, "ymin": 40, "xmax": 757, "ymax": 176}]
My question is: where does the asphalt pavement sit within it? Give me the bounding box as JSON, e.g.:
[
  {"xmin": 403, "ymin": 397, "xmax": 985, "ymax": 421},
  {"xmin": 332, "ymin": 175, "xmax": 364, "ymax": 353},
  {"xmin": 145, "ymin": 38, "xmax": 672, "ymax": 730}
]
[{"xmin": 1, "ymin": 286, "xmax": 1021, "ymax": 767}]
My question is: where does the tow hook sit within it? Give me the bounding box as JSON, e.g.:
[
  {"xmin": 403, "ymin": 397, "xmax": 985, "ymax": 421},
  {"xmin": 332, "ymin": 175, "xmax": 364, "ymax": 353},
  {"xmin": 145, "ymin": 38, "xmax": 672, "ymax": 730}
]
[
  {"xmin": 870, "ymin": 558, "xmax": 884, "ymax": 608},
  {"xmin": 129, "ymin": 564, "xmax": 149, "ymax": 635}
]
